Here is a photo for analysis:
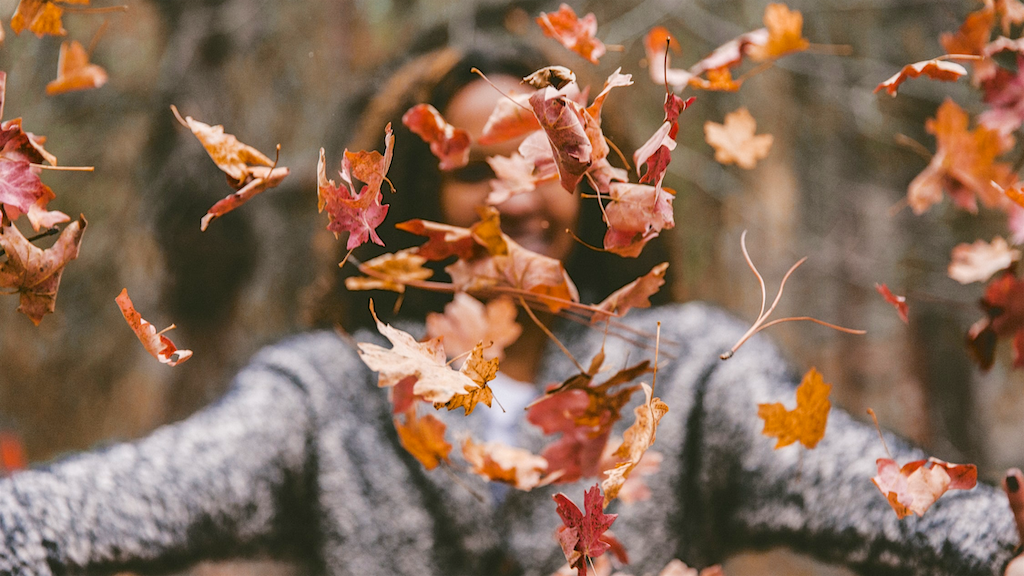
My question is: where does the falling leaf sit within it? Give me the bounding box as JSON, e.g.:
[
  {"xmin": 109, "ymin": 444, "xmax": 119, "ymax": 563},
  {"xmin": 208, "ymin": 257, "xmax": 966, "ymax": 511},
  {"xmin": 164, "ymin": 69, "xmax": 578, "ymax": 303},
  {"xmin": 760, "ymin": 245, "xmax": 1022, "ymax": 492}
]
[
  {"xmin": 688, "ymin": 67, "xmax": 744, "ymax": 92},
  {"xmin": 436, "ymin": 342, "xmax": 498, "ymax": 415},
  {"xmin": 949, "ymin": 237, "xmax": 1021, "ymax": 284},
  {"xmin": 757, "ymin": 367, "xmax": 831, "ymax": 449},
  {"xmin": 941, "ymin": 4, "xmax": 996, "ymax": 59},
  {"xmin": 997, "ymin": 0, "xmax": 1024, "ymax": 33},
  {"xmin": 747, "ymin": 3, "xmax": 810, "ymax": 61},
  {"xmin": 394, "ymin": 410, "xmax": 451, "ymax": 470},
  {"xmin": 479, "ymin": 92, "xmax": 540, "ymax": 145},
  {"xmin": 536, "ymin": 4, "xmax": 606, "ymax": 64},
  {"xmin": 462, "ymin": 438, "xmax": 550, "ymax": 490},
  {"xmin": 10, "ymin": 0, "xmax": 78, "ymax": 37},
  {"xmin": 172, "ymin": 105, "xmax": 290, "ymax": 229},
  {"xmin": 908, "ymin": 99, "xmax": 1015, "ymax": 214},
  {"xmin": 425, "ymin": 293, "xmax": 522, "ymax": 361},
  {"xmin": 553, "ymin": 485, "xmax": 619, "ymax": 576},
  {"xmin": 115, "ymin": 288, "xmax": 192, "ymax": 366},
  {"xmin": 594, "ymin": 262, "xmax": 669, "ymax": 321},
  {"xmin": 529, "ymin": 86, "xmax": 592, "ymax": 193},
  {"xmin": 357, "ymin": 302, "xmax": 492, "ymax": 407},
  {"xmin": 317, "ymin": 127, "xmax": 393, "ymax": 249},
  {"xmin": 345, "ymin": 248, "xmax": 433, "ymax": 294},
  {"xmin": 523, "ymin": 66, "xmax": 578, "ymax": 90},
  {"xmin": 967, "ymin": 271, "xmax": 1024, "ymax": 369},
  {"xmin": 529, "ymin": 360, "xmax": 651, "ymax": 482},
  {"xmin": 0, "ymin": 216, "xmax": 85, "ymax": 325},
  {"xmin": 0, "ymin": 155, "xmax": 54, "ymax": 218},
  {"xmin": 402, "ymin": 103, "xmax": 471, "ymax": 171},
  {"xmin": 394, "ymin": 219, "xmax": 476, "ymax": 261},
  {"xmin": 875, "ymin": 59, "xmax": 968, "ymax": 97},
  {"xmin": 875, "ymin": 283, "xmax": 909, "ymax": 324},
  {"xmin": 603, "ymin": 182, "xmax": 675, "ymax": 258},
  {"xmin": 704, "ymin": 108, "xmax": 773, "ymax": 169},
  {"xmin": 601, "ymin": 383, "xmax": 669, "ymax": 506},
  {"xmin": 45, "ymin": 39, "xmax": 108, "ymax": 95},
  {"xmin": 171, "ymin": 105, "xmax": 273, "ymax": 185},
  {"xmin": 644, "ymin": 26, "xmax": 694, "ymax": 90},
  {"xmin": 201, "ymin": 166, "xmax": 290, "ymax": 231},
  {"xmin": 872, "ymin": 457, "xmax": 977, "ymax": 519},
  {"xmin": 634, "ymin": 93, "xmax": 694, "ymax": 190}
]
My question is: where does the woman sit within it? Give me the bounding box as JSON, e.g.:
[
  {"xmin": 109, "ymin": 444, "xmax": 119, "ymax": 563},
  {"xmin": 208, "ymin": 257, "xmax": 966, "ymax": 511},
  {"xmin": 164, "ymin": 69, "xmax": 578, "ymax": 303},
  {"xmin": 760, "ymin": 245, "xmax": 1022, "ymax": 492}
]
[{"xmin": 0, "ymin": 27, "xmax": 1020, "ymax": 576}]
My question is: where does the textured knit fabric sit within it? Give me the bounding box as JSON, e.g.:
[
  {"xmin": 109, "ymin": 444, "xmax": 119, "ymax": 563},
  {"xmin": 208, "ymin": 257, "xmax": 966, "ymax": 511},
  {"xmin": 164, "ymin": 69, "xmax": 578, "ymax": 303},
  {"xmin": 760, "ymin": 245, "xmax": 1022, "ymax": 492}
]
[{"xmin": 0, "ymin": 302, "xmax": 1018, "ymax": 575}]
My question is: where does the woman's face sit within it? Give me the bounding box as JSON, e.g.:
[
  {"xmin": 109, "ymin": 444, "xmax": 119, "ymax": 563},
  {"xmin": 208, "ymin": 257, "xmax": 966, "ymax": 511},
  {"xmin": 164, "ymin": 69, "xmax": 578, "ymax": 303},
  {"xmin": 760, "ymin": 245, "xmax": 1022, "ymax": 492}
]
[{"xmin": 440, "ymin": 76, "xmax": 580, "ymax": 261}]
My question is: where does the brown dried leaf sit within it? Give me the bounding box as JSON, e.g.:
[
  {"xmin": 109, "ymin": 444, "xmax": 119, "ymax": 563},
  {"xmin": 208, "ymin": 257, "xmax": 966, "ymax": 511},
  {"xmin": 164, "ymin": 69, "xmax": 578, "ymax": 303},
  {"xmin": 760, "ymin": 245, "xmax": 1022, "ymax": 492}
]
[
  {"xmin": 462, "ymin": 437, "xmax": 549, "ymax": 490},
  {"xmin": 425, "ymin": 293, "xmax": 522, "ymax": 361}
]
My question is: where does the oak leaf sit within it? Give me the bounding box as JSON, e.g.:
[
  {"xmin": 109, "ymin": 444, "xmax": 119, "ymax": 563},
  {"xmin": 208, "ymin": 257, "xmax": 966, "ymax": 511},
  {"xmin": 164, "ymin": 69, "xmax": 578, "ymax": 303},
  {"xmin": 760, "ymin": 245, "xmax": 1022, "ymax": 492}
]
[
  {"xmin": 425, "ymin": 293, "xmax": 522, "ymax": 361},
  {"xmin": 115, "ymin": 288, "xmax": 192, "ymax": 366},
  {"xmin": 536, "ymin": 4, "xmax": 606, "ymax": 64},
  {"xmin": 553, "ymin": 484, "xmax": 617, "ymax": 576},
  {"xmin": 462, "ymin": 437, "xmax": 549, "ymax": 490},
  {"xmin": 45, "ymin": 39, "xmax": 108, "ymax": 96},
  {"xmin": 345, "ymin": 248, "xmax": 433, "ymax": 294},
  {"xmin": 601, "ymin": 383, "xmax": 668, "ymax": 506},
  {"xmin": 875, "ymin": 59, "xmax": 968, "ymax": 97},
  {"xmin": 872, "ymin": 457, "xmax": 977, "ymax": 519},
  {"xmin": 402, "ymin": 104, "xmax": 471, "ymax": 171},
  {"xmin": 908, "ymin": 99, "xmax": 1015, "ymax": 214},
  {"xmin": 201, "ymin": 166, "xmax": 289, "ymax": 231},
  {"xmin": 704, "ymin": 108, "xmax": 773, "ymax": 169},
  {"xmin": 0, "ymin": 215, "xmax": 85, "ymax": 325},
  {"xmin": 875, "ymin": 283, "xmax": 909, "ymax": 324},
  {"xmin": 757, "ymin": 367, "xmax": 830, "ymax": 449},
  {"xmin": 949, "ymin": 237, "xmax": 1021, "ymax": 284},
  {"xmin": 523, "ymin": 66, "xmax": 577, "ymax": 90},
  {"xmin": 394, "ymin": 410, "xmax": 451, "ymax": 470}
]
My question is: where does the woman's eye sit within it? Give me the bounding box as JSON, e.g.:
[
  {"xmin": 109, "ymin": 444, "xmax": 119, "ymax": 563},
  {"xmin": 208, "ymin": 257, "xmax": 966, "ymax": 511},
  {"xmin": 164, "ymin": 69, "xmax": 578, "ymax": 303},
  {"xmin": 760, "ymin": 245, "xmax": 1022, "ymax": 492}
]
[{"xmin": 448, "ymin": 161, "xmax": 495, "ymax": 183}]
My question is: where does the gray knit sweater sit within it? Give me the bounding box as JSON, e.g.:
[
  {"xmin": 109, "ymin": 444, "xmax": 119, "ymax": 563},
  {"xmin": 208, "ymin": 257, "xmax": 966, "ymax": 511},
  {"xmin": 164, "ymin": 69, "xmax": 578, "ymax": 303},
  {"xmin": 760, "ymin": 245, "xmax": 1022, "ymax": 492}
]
[{"xmin": 0, "ymin": 302, "xmax": 1017, "ymax": 575}]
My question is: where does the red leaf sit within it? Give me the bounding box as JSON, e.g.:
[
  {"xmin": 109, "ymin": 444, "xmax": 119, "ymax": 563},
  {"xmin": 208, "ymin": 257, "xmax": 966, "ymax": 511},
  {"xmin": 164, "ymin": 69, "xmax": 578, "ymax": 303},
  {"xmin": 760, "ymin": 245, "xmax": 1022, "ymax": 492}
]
[
  {"xmin": 479, "ymin": 92, "xmax": 540, "ymax": 145},
  {"xmin": 317, "ymin": 126, "xmax": 394, "ymax": 250},
  {"xmin": 872, "ymin": 457, "xmax": 977, "ymax": 518},
  {"xmin": 968, "ymin": 271, "xmax": 1024, "ymax": 370},
  {"xmin": 0, "ymin": 216, "xmax": 86, "ymax": 325},
  {"xmin": 401, "ymin": 104, "xmax": 471, "ymax": 171},
  {"xmin": 634, "ymin": 94, "xmax": 694, "ymax": 189},
  {"xmin": 602, "ymin": 183, "xmax": 675, "ymax": 257},
  {"xmin": 552, "ymin": 484, "xmax": 618, "ymax": 576},
  {"xmin": 875, "ymin": 283, "xmax": 909, "ymax": 323},
  {"xmin": 529, "ymin": 87, "xmax": 592, "ymax": 193},
  {"xmin": 115, "ymin": 288, "xmax": 193, "ymax": 366}
]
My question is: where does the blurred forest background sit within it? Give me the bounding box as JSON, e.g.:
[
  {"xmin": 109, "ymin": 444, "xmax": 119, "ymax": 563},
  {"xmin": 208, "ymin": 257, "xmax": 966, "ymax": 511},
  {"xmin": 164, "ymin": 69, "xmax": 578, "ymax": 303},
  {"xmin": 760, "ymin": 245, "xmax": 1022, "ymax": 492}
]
[{"xmin": 0, "ymin": 0, "xmax": 1014, "ymax": 574}]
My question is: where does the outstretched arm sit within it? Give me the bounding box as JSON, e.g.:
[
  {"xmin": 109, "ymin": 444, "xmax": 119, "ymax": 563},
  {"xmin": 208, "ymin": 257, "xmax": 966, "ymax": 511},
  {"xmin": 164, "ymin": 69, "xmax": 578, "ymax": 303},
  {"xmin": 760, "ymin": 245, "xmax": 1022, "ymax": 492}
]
[
  {"xmin": 0, "ymin": 362, "xmax": 314, "ymax": 575},
  {"xmin": 688, "ymin": 337, "xmax": 1019, "ymax": 575}
]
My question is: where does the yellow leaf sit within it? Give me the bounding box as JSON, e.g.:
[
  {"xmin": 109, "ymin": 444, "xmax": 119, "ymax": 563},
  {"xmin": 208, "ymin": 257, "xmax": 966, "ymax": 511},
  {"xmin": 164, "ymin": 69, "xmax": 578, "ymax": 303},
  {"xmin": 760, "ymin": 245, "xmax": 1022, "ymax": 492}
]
[{"xmin": 757, "ymin": 367, "xmax": 831, "ymax": 449}]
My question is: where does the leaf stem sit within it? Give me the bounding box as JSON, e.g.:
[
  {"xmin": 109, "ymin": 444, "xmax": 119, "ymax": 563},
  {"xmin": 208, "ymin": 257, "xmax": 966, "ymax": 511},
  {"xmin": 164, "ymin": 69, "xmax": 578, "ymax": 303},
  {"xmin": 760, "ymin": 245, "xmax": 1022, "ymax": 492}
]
[
  {"xmin": 0, "ymin": 226, "xmax": 60, "ymax": 258},
  {"xmin": 518, "ymin": 296, "xmax": 585, "ymax": 373},
  {"xmin": 29, "ymin": 164, "xmax": 94, "ymax": 172},
  {"xmin": 866, "ymin": 408, "xmax": 892, "ymax": 459}
]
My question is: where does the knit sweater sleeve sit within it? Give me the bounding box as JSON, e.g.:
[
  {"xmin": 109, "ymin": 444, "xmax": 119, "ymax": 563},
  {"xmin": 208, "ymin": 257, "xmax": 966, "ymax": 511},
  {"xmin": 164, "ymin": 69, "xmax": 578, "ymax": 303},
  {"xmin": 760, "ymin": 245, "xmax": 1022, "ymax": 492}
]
[
  {"xmin": 682, "ymin": 308, "xmax": 1020, "ymax": 575},
  {"xmin": 0, "ymin": 359, "xmax": 314, "ymax": 575}
]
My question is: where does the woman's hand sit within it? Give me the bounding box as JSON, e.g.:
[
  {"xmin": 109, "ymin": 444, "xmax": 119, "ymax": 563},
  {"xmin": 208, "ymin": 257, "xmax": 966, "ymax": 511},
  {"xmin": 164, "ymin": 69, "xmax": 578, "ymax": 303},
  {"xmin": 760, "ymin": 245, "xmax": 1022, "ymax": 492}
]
[{"xmin": 1004, "ymin": 469, "xmax": 1024, "ymax": 576}]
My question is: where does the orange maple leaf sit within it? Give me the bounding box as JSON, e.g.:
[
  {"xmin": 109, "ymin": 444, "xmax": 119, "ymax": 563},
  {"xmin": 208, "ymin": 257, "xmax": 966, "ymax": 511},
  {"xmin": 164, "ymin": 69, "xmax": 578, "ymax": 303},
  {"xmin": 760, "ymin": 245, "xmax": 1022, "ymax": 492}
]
[
  {"xmin": 394, "ymin": 410, "xmax": 451, "ymax": 470},
  {"xmin": 115, "ymin": 288, "xmax": 192, "ymax": 367},
  {"xmin": 401, "ymin": 103, "xmax": 471, "ymax": 171},
  {"xmin": 757, "ymin": 367, "xmax": 831, "ymax": 449},
  {"xmin": 46, "ymin": 40, "xmax": 108, "ymax": 96},
  {"xmin": 908, "ymin": 98, "xmax": 1015, "ymax": 214},
  {"xmin": 594, "ymin": 262, "xmax": 669, "ymax": 321},
  {"xmin": 601, "ymin": 383, "xmax": 669, "ymax": 506},
  {"xmin": 748, "ymin": 3, "xmax": 810, "ymax": 61},
  {"xmin": 872, "ymin": 457, "xmax": 977, "ymax": 519},
  {"xmin": 462, "ymin": 438, "xmax": 550, "ymax": 490},
  {"xmin": 10, "ymin": 0, "xmax": 85, "ymax": 38},
  {"xmin": 536, "ymin": 3, "xmax": 606, "ymax": 64},
  {"xmin": 345, "ymin": 248, "xmax": 433, "ymax": 294},
  {"xmin": 0, "ymin": 216, "xmax": 85, "ymax": 325},
  {"xmin": 704, "ymin": 107, "xmax": 773, "ymax": 169}
]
